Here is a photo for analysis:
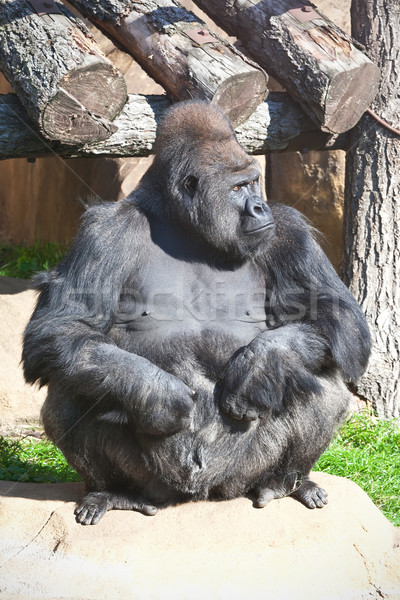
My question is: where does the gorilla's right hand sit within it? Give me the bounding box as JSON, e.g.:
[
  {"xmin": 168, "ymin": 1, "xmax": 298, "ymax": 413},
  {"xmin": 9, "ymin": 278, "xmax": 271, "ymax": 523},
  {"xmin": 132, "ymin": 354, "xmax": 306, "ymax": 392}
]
[
  {"xmin": 92, "ymin": 344, "xmax": 195, "ymax": 436},
  {"xmin": 132, "ymin": 369, "xmax": 195, "ymax": 435}
]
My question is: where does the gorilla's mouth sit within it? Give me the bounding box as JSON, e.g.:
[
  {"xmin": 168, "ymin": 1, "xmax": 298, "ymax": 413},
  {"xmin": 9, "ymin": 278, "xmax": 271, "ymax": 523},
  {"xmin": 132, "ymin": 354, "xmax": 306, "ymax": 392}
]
[{"xmin": 244, "ymin": 223, "xmax": 275, "ymax": 235}]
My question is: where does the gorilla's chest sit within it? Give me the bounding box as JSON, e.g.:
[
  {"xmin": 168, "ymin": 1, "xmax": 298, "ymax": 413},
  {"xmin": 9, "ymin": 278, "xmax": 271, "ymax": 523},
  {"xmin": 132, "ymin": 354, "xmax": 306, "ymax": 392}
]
[{"xmin": 117, "ymin": 248, "xmax": 267, "ymax": 337}]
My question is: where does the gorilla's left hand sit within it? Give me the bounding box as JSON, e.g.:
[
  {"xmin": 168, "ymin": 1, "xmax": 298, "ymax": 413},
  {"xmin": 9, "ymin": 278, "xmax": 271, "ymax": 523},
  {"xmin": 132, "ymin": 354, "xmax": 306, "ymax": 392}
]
[
  {"xmin": 220, "ymin": 338, "xmax": 322, "ymax": 421},
  {"xmin": 220, "ymin": 345, "xmax": 282, "ymax": 421}
]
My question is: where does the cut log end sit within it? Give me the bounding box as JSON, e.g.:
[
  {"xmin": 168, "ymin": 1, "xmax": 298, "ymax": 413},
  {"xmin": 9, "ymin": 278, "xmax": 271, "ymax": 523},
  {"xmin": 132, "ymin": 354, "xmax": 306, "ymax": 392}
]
[
  {"xmin": 42, "ymin": 63, "xmax": 127, "ymax": 144},
  {"xmin": 212, "ymin": 71, "xmax": 268, "ymax": 127},
  {"xmin": 321, "ymin": 62, "xmax": 381, "ymax": 134}
]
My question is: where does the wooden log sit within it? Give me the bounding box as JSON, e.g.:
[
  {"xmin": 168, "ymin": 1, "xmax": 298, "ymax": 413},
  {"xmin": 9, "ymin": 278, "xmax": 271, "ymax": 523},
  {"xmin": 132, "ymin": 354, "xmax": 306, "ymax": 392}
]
[
  {"xmin": 65, "ymin": 0, "xmax": 267, "ymax": 126},
  {"xmin": 0, "ymin": 0, "xmax": 127, "ymax": 144},
  {"xmin": 191, "ymin": 0, "xmax": 381, "ymax": 134},
  {"xmin": 343, "ymin": 0, "xmax": 400, "ymax": 418},
  {"xmin": 0, "ymin": 92, "xmax": 347, "ymax": 160}
]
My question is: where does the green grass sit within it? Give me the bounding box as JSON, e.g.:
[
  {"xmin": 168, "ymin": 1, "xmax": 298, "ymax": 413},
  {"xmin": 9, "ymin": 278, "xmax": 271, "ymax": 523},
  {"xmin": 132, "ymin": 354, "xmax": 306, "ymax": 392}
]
[
  {"xmin": 0, "ymin": 241, "xmax": 67, "ymax": 279},
  {"xmin": 315, "ymin": 410, "xmax": 400, "ymax": 525},
  {"xmin": 0, "ymin": 436, "xmax": 80, "ymax": 483},
  {"xmin": 0, "ymin": 411, "xmax": 399, "ymax": 525}
]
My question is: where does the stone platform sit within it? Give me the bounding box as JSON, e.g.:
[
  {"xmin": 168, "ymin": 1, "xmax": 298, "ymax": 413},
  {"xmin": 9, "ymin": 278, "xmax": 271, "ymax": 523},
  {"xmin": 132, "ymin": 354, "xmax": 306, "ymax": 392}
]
[{"xmin": 0, "ymin": 473, "xmax": 399, "ymax": 600}]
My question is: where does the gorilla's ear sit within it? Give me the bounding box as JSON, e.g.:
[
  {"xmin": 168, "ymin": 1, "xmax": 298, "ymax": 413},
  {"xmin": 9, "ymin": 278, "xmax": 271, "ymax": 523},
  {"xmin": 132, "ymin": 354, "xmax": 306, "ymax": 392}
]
[{"xmin": 184, "ymin": 176, "xmax": 198, "ymax": 198}]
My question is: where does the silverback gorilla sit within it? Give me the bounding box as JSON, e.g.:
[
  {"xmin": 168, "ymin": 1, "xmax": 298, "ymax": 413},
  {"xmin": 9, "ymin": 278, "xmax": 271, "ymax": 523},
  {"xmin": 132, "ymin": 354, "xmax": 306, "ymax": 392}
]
[{"xmin": 23, "ymin": 101, "xmax": 371, "ymax": 525}]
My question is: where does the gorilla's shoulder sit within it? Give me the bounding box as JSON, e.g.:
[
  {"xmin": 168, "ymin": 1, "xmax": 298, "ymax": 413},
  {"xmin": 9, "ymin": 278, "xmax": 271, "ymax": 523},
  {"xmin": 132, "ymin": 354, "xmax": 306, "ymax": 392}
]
[
  {"xmin": 261, "ymin": 203, "xmax": 342, "ymax": 289},
  {"xmin": 43, "ymin": 197, "xmax": 152, "ymax": 285},
  {"xmin": 268, "ymin": 202, "xmax": 317, "ymax": 251},
  {"xmin": 79, "ymin": 197, "xmax": 149, "ymax": 242},
  {"xmin": 269, "ymin": 202, "xmax": 311, "ymax": 230},
  {"xmin": 82, "ymin": 197, "xmax": 146, "ymax": 226}
]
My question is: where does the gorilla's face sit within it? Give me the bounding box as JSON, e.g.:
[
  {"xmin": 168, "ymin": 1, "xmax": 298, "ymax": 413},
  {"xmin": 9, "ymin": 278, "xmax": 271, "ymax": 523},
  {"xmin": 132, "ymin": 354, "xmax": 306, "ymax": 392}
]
[
  {"xmin": 219, "ymin": 164, "xmax": 273, "ymax": 237},
  {"xmin": 153, "ymin": 101, "xmax": 275, "ymax": 261},
  {"xmin": 180, "ymin": 158, "xmax": 275, "ymax": 259}
]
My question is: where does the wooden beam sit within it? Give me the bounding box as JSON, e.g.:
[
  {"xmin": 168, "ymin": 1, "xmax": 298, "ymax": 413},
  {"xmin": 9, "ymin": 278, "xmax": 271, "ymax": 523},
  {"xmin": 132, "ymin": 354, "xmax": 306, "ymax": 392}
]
[
  {"xmin": 0, "ymin": 0, "xmax": 127, "ymax": 144},
  {"xmin": 191, "ymin": 0, "xmax": 380, "ymax": 134},
  {"xmin": 0, "ymin": 93, "xmax": 347, "ymax": 160},
  {"xmin": 65, "ymin": 0, "xmax": 268, "ymax": 126}
]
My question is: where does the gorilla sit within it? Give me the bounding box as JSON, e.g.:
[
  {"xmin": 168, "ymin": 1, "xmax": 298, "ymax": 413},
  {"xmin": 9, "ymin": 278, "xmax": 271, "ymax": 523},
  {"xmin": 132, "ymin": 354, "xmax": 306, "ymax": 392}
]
[{"xmin": 22, "ymin": 101, "xmax": 371, "ymax": 525}]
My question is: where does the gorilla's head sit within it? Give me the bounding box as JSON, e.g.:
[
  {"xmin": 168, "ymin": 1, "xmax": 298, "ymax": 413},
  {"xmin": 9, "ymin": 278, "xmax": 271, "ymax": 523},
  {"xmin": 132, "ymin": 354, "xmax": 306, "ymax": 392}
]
[{"xmin": 151, "ymin": 101, "xmax": 275, "ymax": 261}]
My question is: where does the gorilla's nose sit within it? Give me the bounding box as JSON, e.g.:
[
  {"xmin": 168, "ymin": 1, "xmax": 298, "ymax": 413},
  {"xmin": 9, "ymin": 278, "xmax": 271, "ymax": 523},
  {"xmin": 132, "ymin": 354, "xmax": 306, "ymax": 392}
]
[
  {"xmin": 245, "ymin": 196, "xmax": 269, "ymax": 218},
  {"xmin": 242, "ymin": 197, "xmax": 275, "ymax": 234}
]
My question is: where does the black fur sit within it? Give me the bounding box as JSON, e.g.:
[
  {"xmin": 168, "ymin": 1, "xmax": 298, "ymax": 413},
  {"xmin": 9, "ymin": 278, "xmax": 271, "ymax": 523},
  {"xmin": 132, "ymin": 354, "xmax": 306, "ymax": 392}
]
[{"xmin": 22, "ymin": 101, "xmax": 371, "ymax": 525}]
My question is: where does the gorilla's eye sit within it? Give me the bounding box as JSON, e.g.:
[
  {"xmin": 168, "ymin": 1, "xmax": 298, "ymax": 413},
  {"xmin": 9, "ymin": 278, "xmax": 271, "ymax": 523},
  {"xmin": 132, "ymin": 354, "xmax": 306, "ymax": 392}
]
[
  {"xmin": 233, "ymin": 180, "xmax": 256, "ymax": 192},
  {"xmin": 184, "ymin": 176, "xmax": 198, "ymax": 197}
]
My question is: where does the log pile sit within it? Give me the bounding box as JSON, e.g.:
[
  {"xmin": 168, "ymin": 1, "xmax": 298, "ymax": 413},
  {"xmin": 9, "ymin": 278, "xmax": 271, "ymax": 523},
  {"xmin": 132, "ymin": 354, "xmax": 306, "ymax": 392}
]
[{"xmin": 0, "ymin": 0, "xmax": 380, "ymax": 152}]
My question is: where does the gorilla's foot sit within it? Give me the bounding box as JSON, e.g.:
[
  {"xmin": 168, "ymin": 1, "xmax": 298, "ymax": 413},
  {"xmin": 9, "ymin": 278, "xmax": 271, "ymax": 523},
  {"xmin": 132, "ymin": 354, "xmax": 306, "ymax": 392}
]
[
  {"xmin": 292, "ymin": 478, "xmax": 328, "ymax": 509},
  {"xmin": 252, "ymin": 475, "xmax": 290, "ymax": 508},
  {"xmin": 253, "ymin": 487, "xmax": 280, "ymax": 508},
  {"xmin": 252, "ymin": 473, "xmax": 328, "ymax": 509},
  {"xmin": 74, "ymin": 490, "xmax": 158, "ymax": 525}
]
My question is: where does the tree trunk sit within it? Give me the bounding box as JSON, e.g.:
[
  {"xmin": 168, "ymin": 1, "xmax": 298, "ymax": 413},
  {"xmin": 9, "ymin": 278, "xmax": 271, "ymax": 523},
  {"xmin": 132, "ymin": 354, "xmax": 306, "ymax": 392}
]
[
  {"xmin": 192, "ymin": 0, "xmax": 380, "ymax": 134},
  {"xmin": 0, "ymin": 0, "xmax": 126, "ymax": 143},
  {"xmin": 66, "ymin": 0, "xmax": 267, "ymax": 127},
  {"xmin": 0, "ymin": 92, "xmax": 347, "ymax": 160},
  {"xmin": 343, "ymin": 0, "xmax": 400, "ymax": 418}
]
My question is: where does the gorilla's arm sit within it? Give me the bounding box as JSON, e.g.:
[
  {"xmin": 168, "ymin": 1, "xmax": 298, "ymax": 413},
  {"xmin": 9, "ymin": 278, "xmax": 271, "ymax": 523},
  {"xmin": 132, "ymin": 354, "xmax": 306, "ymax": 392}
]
[
  {"xmin": 22, "ymin": 202, "xmax": 194, "ymax": 435},
  {"xmin": 221, "ymin": 204, "xmax": 371, "ymax": 420}
]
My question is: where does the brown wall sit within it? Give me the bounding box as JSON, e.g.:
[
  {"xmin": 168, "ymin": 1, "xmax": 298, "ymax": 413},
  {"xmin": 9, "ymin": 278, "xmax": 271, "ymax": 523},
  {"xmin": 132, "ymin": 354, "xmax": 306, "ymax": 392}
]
[
  {"xmin": 268, "ymin": 150, "xmax": 345, "ymax": 269},
  {"xmin": 0, "ymin": 153, "xmax": 125, "ymax": 245},
  {"xmin": 0, "ymin": 74, "xmax": 129, "ymax": 245}
]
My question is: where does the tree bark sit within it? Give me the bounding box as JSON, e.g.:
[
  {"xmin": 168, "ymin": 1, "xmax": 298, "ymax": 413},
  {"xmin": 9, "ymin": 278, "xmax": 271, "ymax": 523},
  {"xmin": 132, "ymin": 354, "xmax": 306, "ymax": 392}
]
[
  {"xmin": 0, "ymin": 0, "xmax": 126, "ymax": 144},
  {"xmin": 343, "ymin": 0, "xmax": 400, "ymax": 418},
  {"xmin": 0, "ymin": 92, "xmax": 347, "ymax": 160},
  {"xmin": 66, "ymin": 0, "xmax": 267, "ymax": 127},
  {"xmin": 191, "ymin": 0, "xmax": 380, "ymax": 134}
]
